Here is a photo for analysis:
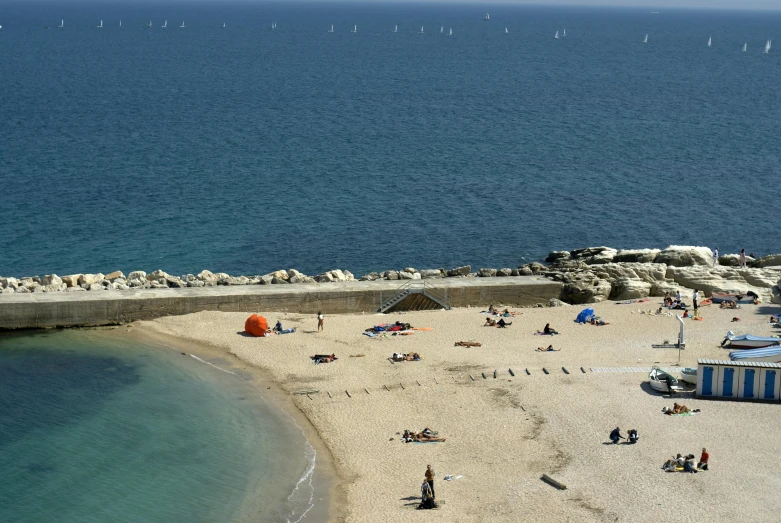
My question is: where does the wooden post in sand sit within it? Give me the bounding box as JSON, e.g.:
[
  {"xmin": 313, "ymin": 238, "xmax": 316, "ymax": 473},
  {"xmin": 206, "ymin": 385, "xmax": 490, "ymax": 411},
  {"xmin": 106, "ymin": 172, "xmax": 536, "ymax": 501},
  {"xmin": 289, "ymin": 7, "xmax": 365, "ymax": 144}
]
[{"xmin": 541, "ymin": 474, "xmax": 567, "ymax": 490}]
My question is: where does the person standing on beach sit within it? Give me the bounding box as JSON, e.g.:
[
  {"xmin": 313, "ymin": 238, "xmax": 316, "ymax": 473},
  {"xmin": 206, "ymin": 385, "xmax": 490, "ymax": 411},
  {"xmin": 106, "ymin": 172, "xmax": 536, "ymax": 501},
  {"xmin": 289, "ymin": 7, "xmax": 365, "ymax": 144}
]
[
  {"xmin": 712, "ymin": 248, "xmax": 719, "ymax": 267},
  {"xmin": 740, "ymin": 249, "xmax": 747, "ymax": 268},
  {"xmin": 692, "ymin": 289, "xmax": 699, "ymax": 311},
  {"xmin": 317, "ymin": 311, "xmax": 324, "ymax": 332},
  {"xmin": 425, "ymin": 464, "xmax": 436, "ymax": 499}
]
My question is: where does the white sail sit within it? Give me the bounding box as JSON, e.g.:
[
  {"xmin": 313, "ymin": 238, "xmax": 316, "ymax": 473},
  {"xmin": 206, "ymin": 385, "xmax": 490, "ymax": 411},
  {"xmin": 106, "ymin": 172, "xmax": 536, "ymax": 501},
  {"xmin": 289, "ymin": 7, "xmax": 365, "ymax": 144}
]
[
  {"xmin": 162, "ymin": 20, "xmax": 167, "ymax": 28},
  {"xmin": 180, "ymin": 21, "xmax": 185, "ymax": 28},
  {"xmin": 483, "ymin": 13, "xmax": 489, "ymax": 21},
  {"xmin": 449, "ymin": 28, "xmax": 452, "ymax": 36},
  {"xmin": 119, "ymin": 20, "xmax": 121, "ymax": 27},
  {"xmin": 328, "ymin": 24, "xmax": 333, "ymax": 33},
  {"xmin": 148, "ymin": 21, "xmax": 152, "ymax": 28},
  {"xmin": 764, "ymin": 40, "xmax": 771, "ymax": 54},
  {"xmin": 554, "ymin": 30, "xmax": 559, "ymax": 39},
  {"xmin": 643, "ymin": 34, "xmax": 648, "ymax": 44},
  {"xmin": 59, "ymin": 19, "xmax": 64, "ymax": 28},
  {"xmin": 98, "ymin": 20, "xmax": 103, "ymax": 28},
  {"xmin": 223, "ymin": 23, "xmax": 226, "ymax": 28},
  {"xmin": 505, "ymin": 27, "xmax": 508, "ymax": 34},
  {"xmin": 352, "ymin": 25, "xmax": 357, "ymax": 33},
  {"xmin": 393, "ymin": 25, "xmax": 397, "ymax": 33},
  {"xmin": 707, "ymin": 36, "xmax": 711, "ymax": 47},
  {"xmin": 419, "ymin": 26, "xmax": 424, "ymax": 34},
  {"xmin": 563, "ymin": 28, "xmax": 566, "ymax": 37},
  {"xmin": 742, "ymin": 42, "xmax": 747, "ymax": 52}
]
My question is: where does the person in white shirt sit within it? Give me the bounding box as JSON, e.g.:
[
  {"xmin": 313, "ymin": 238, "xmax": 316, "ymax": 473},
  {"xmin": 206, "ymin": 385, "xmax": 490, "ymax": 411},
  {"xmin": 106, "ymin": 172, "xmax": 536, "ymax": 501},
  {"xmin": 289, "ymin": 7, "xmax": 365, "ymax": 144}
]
[
  {"xmin": 317, "ymin": 311, "xmax": 324, "ymax": 331},
  {"xmin": 712, "ymin": 248, "xmax": 719, "ymax": 267}
]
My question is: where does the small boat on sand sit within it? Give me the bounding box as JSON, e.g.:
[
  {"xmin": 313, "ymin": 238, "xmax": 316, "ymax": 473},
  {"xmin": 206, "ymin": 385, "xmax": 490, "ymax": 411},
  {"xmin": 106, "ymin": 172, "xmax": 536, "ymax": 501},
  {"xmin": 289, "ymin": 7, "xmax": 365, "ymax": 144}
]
[
  {"xmin": 730, "ymin": 346, "xmax": 781, "ymax": 363},
  {"xmin": 679, "ymin": 368, "xmax": 697, "ymax": 385},
  {"xmin": 649, "ymin": 367, "xmax": 683, "ymax": 393},
  {"xmin": 721, "ymin": 331, "xmax": 781, "ymax": 349}
]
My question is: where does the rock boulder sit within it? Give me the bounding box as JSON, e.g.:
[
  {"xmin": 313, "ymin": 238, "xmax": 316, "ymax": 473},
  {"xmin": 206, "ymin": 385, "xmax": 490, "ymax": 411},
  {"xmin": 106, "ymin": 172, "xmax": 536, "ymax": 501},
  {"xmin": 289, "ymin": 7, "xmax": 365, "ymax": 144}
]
[{"xmin": 654, "ymin": 246, "xmax": 713, "ymax": 267}]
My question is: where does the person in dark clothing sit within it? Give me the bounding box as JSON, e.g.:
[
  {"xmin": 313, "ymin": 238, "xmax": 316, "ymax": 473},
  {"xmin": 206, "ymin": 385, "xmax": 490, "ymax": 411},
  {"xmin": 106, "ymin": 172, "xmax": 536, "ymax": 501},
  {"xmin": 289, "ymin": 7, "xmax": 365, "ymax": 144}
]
[
  {"xmin": 609, "ymin": 427, "xmax": 624, "ymax": 444},
  {"xmin": 627, "ymin": 429, "xmax": 639, "ymax": 444},
  {"xmin": 497, "ymin": 318, "xmax": 512, "ymax": 328}
]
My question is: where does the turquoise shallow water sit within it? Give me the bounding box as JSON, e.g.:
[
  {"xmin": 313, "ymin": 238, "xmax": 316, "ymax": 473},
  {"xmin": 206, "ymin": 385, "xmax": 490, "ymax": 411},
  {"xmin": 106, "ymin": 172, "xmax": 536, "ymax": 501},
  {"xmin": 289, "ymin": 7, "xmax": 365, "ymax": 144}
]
[
  {"xmin": 0, "ymin": 3, "xmax": 779, "ymax": 277},
  {"xmin": 0, "ymin": 330, "xmax": 318, "ymax": 523}
]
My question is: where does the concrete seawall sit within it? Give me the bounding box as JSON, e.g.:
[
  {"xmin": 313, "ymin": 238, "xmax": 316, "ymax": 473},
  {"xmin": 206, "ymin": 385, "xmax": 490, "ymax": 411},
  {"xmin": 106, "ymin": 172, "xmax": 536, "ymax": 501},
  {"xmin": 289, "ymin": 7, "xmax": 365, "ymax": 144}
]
[{"xmin": 0, "ymin": 277, "xmax": 563, "ymax": 330}]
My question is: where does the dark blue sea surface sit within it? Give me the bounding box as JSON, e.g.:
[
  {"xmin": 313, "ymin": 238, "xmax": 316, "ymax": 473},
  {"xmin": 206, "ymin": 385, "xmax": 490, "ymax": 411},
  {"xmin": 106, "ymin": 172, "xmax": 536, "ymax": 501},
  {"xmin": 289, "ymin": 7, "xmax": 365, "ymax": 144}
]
[
  {"xmin": 1, "ymin": 2, "xmax": 779, "ymax": 277},
  {"xmin": 0, "ymin": 330, "xmax": 317, "ymax": 522}
]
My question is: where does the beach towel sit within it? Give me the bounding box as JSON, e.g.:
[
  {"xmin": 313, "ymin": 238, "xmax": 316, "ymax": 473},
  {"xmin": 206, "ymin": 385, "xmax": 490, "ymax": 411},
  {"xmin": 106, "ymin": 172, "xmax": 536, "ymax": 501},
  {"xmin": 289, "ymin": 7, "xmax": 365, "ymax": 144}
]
[
  {"xmin": 668, "ymin": 412, "xmax": 695, "ymax": 416},
  {"xmin": 363, "ymin": 332, "xmax": 377, "ymax": 338},
  {"xmin": 413, "ymin": 327, "xmax": 433, "ymax": 331}
]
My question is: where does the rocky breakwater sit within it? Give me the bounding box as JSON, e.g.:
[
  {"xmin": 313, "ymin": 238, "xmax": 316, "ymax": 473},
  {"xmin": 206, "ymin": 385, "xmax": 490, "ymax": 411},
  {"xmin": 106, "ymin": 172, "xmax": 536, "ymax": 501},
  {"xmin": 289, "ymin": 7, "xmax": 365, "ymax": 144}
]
[
  {"xmin": 0, "ymin": 268, "xmax": 355, "ymax": 294},
  {"xmin": 533, "ymin": 246, "xmax": 781, "ymax": 304}
]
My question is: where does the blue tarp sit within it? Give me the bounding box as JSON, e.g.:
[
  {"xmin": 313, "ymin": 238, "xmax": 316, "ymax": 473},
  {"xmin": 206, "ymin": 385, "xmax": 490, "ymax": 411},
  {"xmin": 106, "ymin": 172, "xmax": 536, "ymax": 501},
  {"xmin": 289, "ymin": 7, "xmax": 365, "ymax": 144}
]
[{"xmin": 575, "ymin": 308, "xmax": 595, "ymax": 323}]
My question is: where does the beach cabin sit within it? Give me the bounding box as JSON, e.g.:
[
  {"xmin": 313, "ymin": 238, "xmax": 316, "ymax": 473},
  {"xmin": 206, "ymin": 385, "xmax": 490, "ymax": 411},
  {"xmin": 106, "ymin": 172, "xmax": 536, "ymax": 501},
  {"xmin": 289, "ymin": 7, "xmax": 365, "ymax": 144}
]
[{"xmin": 696, "ymin": 359, "xmax": 781, "ymax": 401}]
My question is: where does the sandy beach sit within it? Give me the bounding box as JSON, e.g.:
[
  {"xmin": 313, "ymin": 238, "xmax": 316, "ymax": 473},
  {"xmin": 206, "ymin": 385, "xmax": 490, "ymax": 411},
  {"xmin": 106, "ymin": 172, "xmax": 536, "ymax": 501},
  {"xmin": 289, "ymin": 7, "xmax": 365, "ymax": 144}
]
[{"xmin": 136, "ymin": 299, "xmax": 781, "ymax": 522}]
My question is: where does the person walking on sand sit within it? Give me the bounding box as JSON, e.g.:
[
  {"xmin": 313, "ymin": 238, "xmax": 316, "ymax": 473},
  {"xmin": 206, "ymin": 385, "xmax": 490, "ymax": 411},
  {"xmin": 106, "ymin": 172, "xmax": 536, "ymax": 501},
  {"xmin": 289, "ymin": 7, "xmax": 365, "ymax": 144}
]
[
  {"xmin": 317, "ymin": 311, "xmax": 324, "ymax": 331},
  {"xmin": 425, "ymin": 464, "xmax": 436, "ymax": 499},
  {"xmin": 739, "ymin": 249, "xmax": 747, "ymax": 268},
  {"xmin": 712, "ymin": 247, "xmax": 719, "ymax": 267},
  {"xmin": 692, "ymin": 289, "xmax": 699, "ymax": 311}
]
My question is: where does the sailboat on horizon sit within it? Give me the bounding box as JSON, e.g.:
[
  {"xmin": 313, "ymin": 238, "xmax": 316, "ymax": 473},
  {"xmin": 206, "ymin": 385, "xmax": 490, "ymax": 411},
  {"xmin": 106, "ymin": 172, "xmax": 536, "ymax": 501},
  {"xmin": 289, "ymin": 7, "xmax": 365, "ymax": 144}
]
[
  {"xmin": 148, "ymin": 21, "xmax": 152, "ymax": 28},
  {"xmin": 419, "ymin": 26, "xmax": 424, "ymax": 34},
  {"xmin": 223, "ymin": 22, "xmax": 226, "ymax": 28},
  {"xmin": 554, "ymin": 30, "xmax": 559, "ymax": 39},
  {"xmin": 707, "ymin": 36, "xmax": 712, "ymax": 47},
  {"xmin": 448, "ymin": 27, "xmax": 453, "ymax": 36},
  {"xmin": 764, "ymin": 39, "xmax": 771, "ymax": 54},
  {"xmin": 97, "ymin": 19, "xmax": 103, "ymax": 28},
  {"xmin": 393, "ymin": 25, "xmax": 397, "ymax": 33},
  {"xmin": 483, "ymin": 13, "xmax": 490, "ymax": 22},
  {"xmin": 162, "ymin": 20, "xmax": 167, "ymax": 28},
  {"xmin": 440, "ymin": 25, "xmax": 443, "ymax": 34},
  {"xmin": 180, "ymin": 21, "xmax": 185, "ymax": 28},
  {"xmin": 351, "ymin": 24, "xmax": 357, "ymax": 33},
  {"xmin": 742, "ymin": 42, "xmax": 747, "ymax": 52},
  {"xmin": 271, "ymin": 22, "xmax": 276, "ymax": 30},
  {"xmin": 119, "ymin": 20, "xmax": 122, "ymax": 27},
  {"xmin": 328, "ymin": 24, "xmax": 334, "ymax": 33},
  {"xmin": 643, "ymin": 33, "xmax": 648, "ymax": 44},
  {"xmin": 58, "ymin": 19, "xmax": 64, "ymax": 28},
  {"xmin": 562, "ymin": 28, "xmax": 566, "ymax": 37},
  {"xmin": 505, "ymin": 27, "xmax": 508, "ymax": 34}
]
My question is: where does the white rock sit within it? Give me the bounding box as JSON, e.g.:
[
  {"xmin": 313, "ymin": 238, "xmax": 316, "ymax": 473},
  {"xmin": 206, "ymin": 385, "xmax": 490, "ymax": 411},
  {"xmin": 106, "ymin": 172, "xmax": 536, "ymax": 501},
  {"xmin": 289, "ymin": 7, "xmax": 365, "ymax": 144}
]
[
  {"xmin": 654, "ymin": 245, "xmax": 713, "ymax": 267},
  {"xmin": 0, "ymin": 277, "xmax": 18, "ymax": 289},
  {"xmin": 611, "ymin": 279, "xmax": 652, "ymax": 300},
  {"xmin": 78, "ymin": 273, "xmax": 104, "ymax": 285},
  {"xmin": 128, "ymin": 271, "xmax": 147, "ymax": 281},
  {"xmin": 105, "ymin": 271, "xmax": 125, "ymax": 281},
  {"xmin": 41, "ymin": 274, "xmax": 63, "ymax": 286},
  {"xmin": 146, "ymin": 270, "xmax": 170, "ymax": 281},
  {"xmin": 613, "ymin": 249, "xmax": 661, "ymax": 263},
  {"xmin": 398, "ymin": 271, "xmax": 415, "ymax": 280}
]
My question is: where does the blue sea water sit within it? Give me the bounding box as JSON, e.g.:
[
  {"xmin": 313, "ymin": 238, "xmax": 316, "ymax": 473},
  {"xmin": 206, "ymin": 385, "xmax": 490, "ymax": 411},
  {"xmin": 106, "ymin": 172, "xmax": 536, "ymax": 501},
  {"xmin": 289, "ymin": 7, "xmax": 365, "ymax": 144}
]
[
  {"xmin": 0, "ymin": 2, "xmax": 779, "ymax": 278},
  {"xmin": 0, "ymin": 330, "xmax": 318, "ymax": 522}
]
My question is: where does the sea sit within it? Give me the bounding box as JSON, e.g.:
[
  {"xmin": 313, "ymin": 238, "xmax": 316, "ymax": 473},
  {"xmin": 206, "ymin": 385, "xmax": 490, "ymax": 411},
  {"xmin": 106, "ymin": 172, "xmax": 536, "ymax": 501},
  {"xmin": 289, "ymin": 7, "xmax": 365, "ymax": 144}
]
[{"xmin": 0, "ymin": 330, "xmax": 320, "ymax": 523}]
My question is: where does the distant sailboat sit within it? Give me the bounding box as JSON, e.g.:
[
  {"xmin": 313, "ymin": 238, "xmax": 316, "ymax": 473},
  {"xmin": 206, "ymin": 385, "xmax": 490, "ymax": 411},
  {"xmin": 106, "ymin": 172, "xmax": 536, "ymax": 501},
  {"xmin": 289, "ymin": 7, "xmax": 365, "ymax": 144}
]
[
  {"xmin": 119, "ymin": 20, "xmax": 122, "ymax": 27},
  {"xmin": 764, "ymin": 40, "xmax": 771, "ymax": 54},
  {"xmin": 97, "ymin": 20, "xmax": 103, "ymax": 28},
  {"xmin": 448, "ymin": 28, "xmax": 453, "ymax": 36},
  {"xmin": 742, "ymin": 42, "xmax": 747, "ymax": 52},
  {"xmin": 707, "ymin": 36, "xmax": 712, "ymax": 47},
  {"xmin": 393, "ymin": 25, "xmax": 397, "ymax": 33},
  {"xmin": 505, "ymin": 27, "xmax": 508, "ymax": 34},
  {"xmin": 180, "ymin": 21, "xmax": 185, "ymax": 28},
  {"xmin": 554, "ymin": 30, "xmax": 559, "ymax": 39},
  {"xmin": 59, "ymin": 19, "xmax": 64, "ymax": 28},
  {"xmin": 483, "ymin": 13, "xmax": 490, "ymax": 22},
  {"xmin": 643, "ymin": 34, "xmax": 648, "ymax": 44},
  {"xmin": 162, "ymin": 20, "xmax": 167, "ymax": 28},
  {"xmin": 272, "ymin": 22, "xmax": 276, "ymax": 30},
  {"xmin": 148, "ymin": 21, "xmax": 152, "ymax": 28},
  {"xmin": 223, "ymin": 23, "xmax": 226, "ymax": 28},
  {"xmin": 562, "ymin": 28, "xmax": 566, "ymax": 37},
  {"xmin": 351, "ymin": 24, "xmax": 357, "ymax": 33},
  {"xmin": 419, "ymin": 26, "xmax": 424, "ymax": 34},
  {"xmin": 328, "ymin": 24, "xmax": 334, "ymax": 33}
]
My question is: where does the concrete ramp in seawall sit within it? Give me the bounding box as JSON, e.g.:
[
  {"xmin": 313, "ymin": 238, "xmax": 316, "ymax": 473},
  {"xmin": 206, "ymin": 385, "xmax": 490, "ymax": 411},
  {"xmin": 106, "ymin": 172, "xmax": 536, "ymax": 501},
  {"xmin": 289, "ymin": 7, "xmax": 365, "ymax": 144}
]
[{"xmin": 0, "ymin": 277, "xmax": 562, "ymax": 330}]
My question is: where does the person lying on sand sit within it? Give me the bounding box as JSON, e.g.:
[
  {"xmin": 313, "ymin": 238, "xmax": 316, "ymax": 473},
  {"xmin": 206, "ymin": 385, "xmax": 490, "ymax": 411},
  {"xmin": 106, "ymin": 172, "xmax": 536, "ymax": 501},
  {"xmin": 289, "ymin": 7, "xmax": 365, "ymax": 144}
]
[
  {"xmin": 484, "ymin": 318, "xmax": 497, "ymax": 327},
  {"xmin": 771, "ymin": 315, "xmax": 779, "ymax": 323},
  {"xmin": 589, "ymin": 318, "xmax": 610, "ymax": 326},
  {"xmin": 454, "ymin": 341, "xmax": 482, "ymax": 347},
  {"xmin": 536, "ymin": 345, "xmax": 559, "ymax": 352},
  {"xmin": 497, "ymin": 318, "xmax": 512, "ymax": 328},
  {"xmin": 311, "ymin": 354, "xmax": 337, "ymax": 364}
]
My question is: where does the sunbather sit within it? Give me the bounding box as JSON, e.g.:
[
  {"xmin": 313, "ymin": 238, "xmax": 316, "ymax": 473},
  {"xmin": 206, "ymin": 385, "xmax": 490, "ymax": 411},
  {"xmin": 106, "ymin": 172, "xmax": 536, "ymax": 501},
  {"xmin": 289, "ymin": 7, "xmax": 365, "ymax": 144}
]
[
  {"xmin": 536, "ymin": 345, "xmax": 559, "ymax": 352},
  {"xmin": 484, "ymin": 318, "xmax": 497, "ymax": 327},
  {"xmin": 497, "ymin": 318, "xmax": 511, "ymax": 328},
  {"xmin": 662, "ymin": 458, "xmax": 678, "ymax": 472},
  {"xmin": 589, "ymin": 318, "xmax": 610, "ymax": 326},
  {"xmin": 311, "ymin": 353, "xmax": 337, "ymax": 364},
  {"xmin": 770, "ymin": 315, "xmax": 779, "ymax": 323}
]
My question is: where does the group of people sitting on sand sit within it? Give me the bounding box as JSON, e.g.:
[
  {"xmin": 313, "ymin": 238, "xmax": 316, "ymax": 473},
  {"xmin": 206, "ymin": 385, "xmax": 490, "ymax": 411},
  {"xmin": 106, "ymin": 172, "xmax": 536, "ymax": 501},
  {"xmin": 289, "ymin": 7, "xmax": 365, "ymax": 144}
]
[
  {"xmin": 662, "ymin": 403, "xmax": 700, "ymax": 415},
  {"xmin": 487, "ymin": 305, "xmax": 520, "ymax": 317},
  {"xmin": 310, "ymin": 354, "xmax": 337, "ymax": 364},
  {"xmin": 390, "ymin": 352, "xmax": 422, "ymax": 362},
  {"xmin": 402, "ymin": 428, "xmax": 445, "ymax": 443},
  {"xmin": 609, "ymin": 427, "xmax": 639, "ymax": 444},
  {"xmin": 720, "ymin": 300, "xmax": 741, "ymax": 309},
  {"xmin": 484, "ymin": 317, "xmax": 512, "ymax": 328},
  {"xmin": 664, "ymin": 292, "xmax": 688, "ymax": 310},
  {"xmin": 662, "ymin": 449, "xmax": 709, "ymax": 473}
]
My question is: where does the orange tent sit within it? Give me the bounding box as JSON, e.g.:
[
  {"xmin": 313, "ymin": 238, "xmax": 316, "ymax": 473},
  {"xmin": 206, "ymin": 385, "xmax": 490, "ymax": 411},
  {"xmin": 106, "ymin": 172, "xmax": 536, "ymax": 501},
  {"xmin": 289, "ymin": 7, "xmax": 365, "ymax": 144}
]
[{"xmin": 245, "ymin": 314, "xmax": 269, "ymax": 337}]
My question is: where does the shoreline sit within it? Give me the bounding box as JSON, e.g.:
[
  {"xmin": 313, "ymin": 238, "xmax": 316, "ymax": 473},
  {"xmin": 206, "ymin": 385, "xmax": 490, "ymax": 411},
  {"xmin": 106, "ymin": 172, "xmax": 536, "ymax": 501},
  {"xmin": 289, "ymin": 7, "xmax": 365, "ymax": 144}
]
[{"xmin": 108, "ymin": 323, "xmax": 347, "ymax": 523}]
